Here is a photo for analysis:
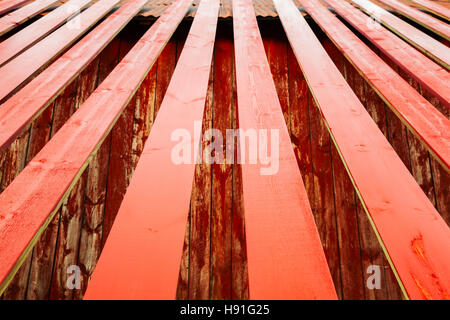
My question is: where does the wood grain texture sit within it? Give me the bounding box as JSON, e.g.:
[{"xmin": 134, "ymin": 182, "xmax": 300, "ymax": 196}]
[
  {"xmin": 0, "ymin": 0, "xmax": 145, "ymax": 155},
  {"xmin": 233, "ymin": 0, "xmax": 337, "ymax": 299},
  {"xmin": 300, "ymin": 0, "xmax": 449, "ymax": 171},
  {"xmin": 377, "ymin": 0, "xmax": 449, "ymax": 39},
  {"xmin": 349, "ymin": 0, "xmax": 450, "ymax": 68},
  {"xmin": 85, "ymin": 0, "xmax": 219, "ymax": 299},
  {"xmin": 0, "ymin": 0, "xmax": 94, "ymax": 66},
  {"xmin": 411, "ymin": 0, "xmax": 450, "ymax": 20},
  {"xmin": 0, "ymin": 0, "xmax": 59, "ymax": 36},
  {"xmin": 275, "ymin": 0, "xmax": 450, "ymax": 300},
  {"xmin": 0, "ymin": 0, "xmax": 30, "ymax": 16},
  {"xmin": 324, "ymin": 0, "xmax": 450, "ymax": 109},
  {"xmin": 25, "ymin": 79, "xmax": 79, "ymax": 300},
  {"xmin": 0, "ymin": 0, "xmax": 120, "ymax": 102},
  {"xmin": 0, "ymin": 0, "xmax": 194, "ymax": 296},
  {"xmin": 210, "ymin": 24, "xmax": 235, "ymax": 300}
]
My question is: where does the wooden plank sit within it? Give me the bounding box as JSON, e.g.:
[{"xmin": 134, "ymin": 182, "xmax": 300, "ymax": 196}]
[
  {"xmin": 84, "ymin": 0, "xmax": 218, "ymax": 299},
  {"xmin": 0, "ymin": 0, "xmax": 58, "ymax": 36},
  {"xmin": 0, "ymin": 0, "xmax": 120, "ymax": 102},
  {"xmin": 0, "ymin": 0, "xmax": 148, "ymax": 155},
  {"xmin": 186, "ymin": 20, "xmax": 214, "ymax": 299},
  {"xmin": 48, "ymin": 53, "xmax": 101, "ymax": 300},
  {"xmin": 0, "ymin": 0, "xmax": 193, "ymax": 296},
  {"xmin": 348, "ymin": 0, "xmax": 450, "ymax": 69},
  {"xmin": 300, "ymin": 0, "xmax": 450, "ymax": 170},
  {"xmin": 175, "ymin": 25, "xmax": 191, "ymax": 300},
  {"xmin": 188, "ymin": 71, "xmax": 213, "ymax": 299},
  {"xmin": 210, "ymin": 31, "xmax": 234, "ymax": 300},
  {"xmin": 232, "ymin": 0, "xmax": 337, "ymax": 299},
  {"xmin": 377, "ymin": 0, "xmax": 450, "ymax": 40},
  {"xmin": 3, "ymin": 94, "xmax": 54, "ymax": 300},
  {"xmin": 0, "ymin": 0, "xmax": 30, "ymax": 16},
  {"xmin": 230, "ymin": 37, "xmax": 248, "ymax": 300},
  {"xmin": 411, "ymin": 0, "xmax": 450, "ymax": 21},
  {"xmin": 287, "ymin": 44, "xmax": 315, "ymax": 215},
  {"xmin": 0, "ymin": 0, "xmax": 94, "ymax": 66},
  {"xmin": 49, "ymin": 171, "xmax": 87, "ymax": 300},
  {"xmin": 73, "ymin": 47, "xmax": 108, "ymax": 300},
  {"xmin": 324, "ymin": 0, "xmax": 450, "ymax": 109},
  {"xmin": 275, "ymin": 0, "xmax": 450, "ymax": 300}
]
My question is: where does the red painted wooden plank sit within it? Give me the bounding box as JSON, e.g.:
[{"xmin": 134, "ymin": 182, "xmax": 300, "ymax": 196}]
[
  {"xmin": 0, "ymin": 0, "xmax": 193, "ymax": 296},
  {"xmin": 377, "ymin": 0, "xmax": 449, "ymax": 40},
  {"xmin": 348, "ymin": 0, "xmax": 450, "ymax": 69},
  {"xmin": 0, "ymin": 0, "xmax": 30, "ymax": 16},
  {"xmin": 24, "ymin": 79, "xmax": 79, "ymax": 300},
  {"xmin": 0, "ymin": 0, "xmax": 147, "ymax": 155},
  {"xmin": 0, "ymin": 0, "xmax": 120, "ymax": 102},
  {"xmin": 275, "ymin": 0, "xmax": 450, "ymax": 300},
  {"xmin": 232, "ymin": 0, "xmax": 337, "ymax": 299},
  {"xmin": 0, "ymin": 0, "xmax": 94, "ymax": 66},
  {"xmin": 84, "ymin": 0, "xmax": 218, "ymax": 299},
  {"xmin": 299, "ymin": 0, "xmax": 449, "ymax": 170},
  {"xmin": 0, "ymin": 0, "xmax": 59, "ymax": 36},
  {"xmin": 411, "ymin": 0, "xmax": 450, "ymax": 21},
  {"xmin": 324, "ymin": 0, "xmax": 450, "ymax": 109}
]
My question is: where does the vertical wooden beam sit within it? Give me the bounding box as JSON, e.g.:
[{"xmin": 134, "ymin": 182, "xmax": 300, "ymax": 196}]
[{"xmin": 210, "ymin": 25, "xmax": 235, "ymax": 300}]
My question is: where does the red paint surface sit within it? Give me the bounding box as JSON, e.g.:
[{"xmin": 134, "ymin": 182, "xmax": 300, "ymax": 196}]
[
  {"xmin": 0, "ymin": 0, "xmax": 193, "ymax": 295},
  {"xmin": 0, "ymin": 0, "xmax": 59, "ymax": 36},
  {"xmin": 275, "ymin": 0, "xmax": 450, "ymax": 300},
  {"xmin": 0, "ymin": 0, "xmax": 31, "ymax": 16},
  {"xmin": 84, "ymin": 0, "xmax": 219, "ymax": 299},
  {"xmin": 0, "ymin": 0, "xmax": 120, "ymax": 101},
  {"xmin": 0, "ymin": 0, "xmax": 94, "ymax": 66},
  {"xmin": 349, "ymin": 0, "xmax": 449, "ymax": 68},
  {"xmin": 377, "ymin": 0, "xmax": 449, "ymax": 39},
  {"xmin": 233, "ymin": 0, "xmax": 337, "ymax": 300},
  {"xmin": 411, "ymin": 0, "xmax": 450, "ymax": 20},
  {"xmin": 0, "ymin": 0, "xmax": 147, "ymax": 154},
  {"xmin": 324, "ymin": 0, "xmax": 450, "ymax": 109},
  {"xmin": 299, "ymin": 0, "xmax": 450, "ymax": 169}
]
